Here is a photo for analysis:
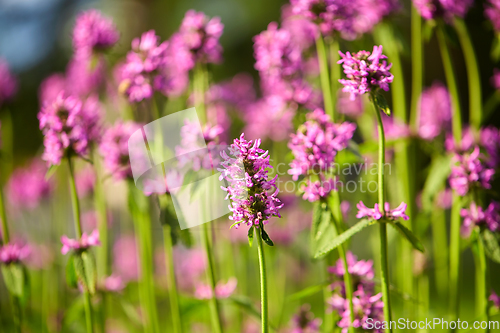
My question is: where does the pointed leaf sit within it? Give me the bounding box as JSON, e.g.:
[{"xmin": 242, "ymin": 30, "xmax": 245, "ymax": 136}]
[
  {"xmin": 72, "ymin": 253, "xmax": 88, "ymax": 292},
  {"xmin": 375, "ymin": 93, "xmax": 391, "ymax": 116},
  {"xmin": 314, "ymin": 219, "xmax": 371, "ymax": 259},
  {"xmin": 311, "ymin": 202, "xmax": 338, "ymax": 258},
  {"xmin": 82, "ymin": 251, "xmax": 97, "ymax": 295},
  {"xmin": 248, "ymin": 227, "xmax": 254, "ymax": 247},
  {"xmin": 66, "ymin": 255, "xmax": 78, "ymax": 288},
  {"xmin": 45, "ymin": 164, "xmax": 59, "ymax": 180},
  {"xmin": 1, "ymin": 264, "xmax": 25, "ymax": 297},
  {"xmin": 392, "ymin": 222, "xmax": 425, "ymax": 253},
  {"xmin": 482, "ymin": 230, "xmax": 500, "ymax": 264},
  {"xmin": 261, "ymin": 228, "xmax": 274, "ymax": 247}
]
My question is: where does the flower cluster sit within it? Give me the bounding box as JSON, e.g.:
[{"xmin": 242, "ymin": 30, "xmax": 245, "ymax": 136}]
[
  {"xmin": 289, "ymin": 304, "xmax": 322, "ymax": 333},
  {"xmin": 338, "ymin": 45, "xmax": 394, "ymax": 100},
  {"xmin": 253, "ymin": 22, "xmax": 316, "ymax": 107},
  {"xmin": 289, "ymin": 0, "xmax": 398, "ymax": 39},
  {"xmin": 0, "ymin": 58, "xmax": 17, "ymax": 106},
  {"xmin": 120, "ymin": 30, "xmax": 169, "ymax": 102},
  {"xmin": 485, "ymin": 0, "xmax": 500, "ymax": 32},
  {"xmin": 356, "ymin": 201, "xmax": 409, "ymax": 221},
  {"xmin": 413, "ymin": 0, "xmax": 473, "ymax": 21},
  {"xmin": 6, "ymin": 159, "xmax": 53, "ymax": 211},
  {"xmin": 219, "ymin": 134, "xmax": 283, "ymax": 228},
  {"xmin": 38, "ymin": 92, "xmax": 102, "ymax": 165},
  {"xmin": 288, "ymin": 109, "xmax": 355, "ymax": 201},
  {"xmin": 418, "ymin": 82, "xmax": 452, "ymax": 140},
  {"xmin": 0, "ymin": 243, "xmax": 31, "ymax": 265},
  {"xmin": 195, "ymin": 277, "xmax": 237, "ymax": 300},
  {"xmin": 460, "ymin": 201, "xmax": 500, "ymax": 237},
  {"xmin": 177, "ymin": 10, "xmax": 224, "ymax": 64},
  {"xmin": 99, "ymin": 121, "xmax": 141, "ymax": 180},
  {"xmin": 61, "ymin": 229, "xmax": 100, "ymax": 255},
  {"xmin": 329, "ymin": 252, "xmax": 383, "ymax": 333},
  {"xmin": 449, "ymin": 146, "xmax": 495, "ymax": 196},
  {"xmin": 72, "ymin": 9, "xmax": 119, "ymax": 58}
]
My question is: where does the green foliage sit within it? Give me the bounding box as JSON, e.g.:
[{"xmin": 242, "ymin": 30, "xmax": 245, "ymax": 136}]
[
  {"xmin": 392, "ymin": 222, "xmax": 425, "ymax": 253},
  {"xmin": 261, "ymin": 227, "xmax": 274, "ymax": 247},
  {"xmin": 248, "ymin": 226, "xmax": 254, "ymax": 247},
  {"xmin": 482, "ymin": 229, "xmax": 500, "ymax": 264},
  {"xmin": 1, "ymin": 263, "xmax": 28, "ymax": 300}
]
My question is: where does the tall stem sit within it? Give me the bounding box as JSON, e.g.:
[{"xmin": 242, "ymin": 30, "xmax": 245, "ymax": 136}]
[
  {"xmin": 316, "ymin": 35, "xmax": 334, "ymax": 119},
  {"xmin": 329, "ymin": 39, "xmax": 340, "ymax": 117},
  {"xmin": 431, "ymin": 205, "xmax": 448, "ymax": 301},
  {"xmin": 474, "ymin": 237, "xmax": 490, "ymax": 333},
  {"xmin": 163, "ymin": 224, "xmax": 183, "ymax": 333},
  {"xmin": 0, "ymin": 187, "xmax": 10, "ymax": 244},
  {"xmin": 256, "ymin": 232, "xmax": 269, "ymax": 333},
  {"xmin": 453, "ymin": 18, "xmax": 482, "ymax": 131},
  {"xmin": 202, "ymin": 223, "xmax": 223, "ymax": 333},
  {"xmin": 410, "ymin": 5, "xmax": 423, "ymax": 131},
  {"xmin": 373, "ymin": 99, "xmax": 392, "ymax": 331},
  {"xmin": 67, "ymin": 157, "xmax": 94, "ymax": 333}
]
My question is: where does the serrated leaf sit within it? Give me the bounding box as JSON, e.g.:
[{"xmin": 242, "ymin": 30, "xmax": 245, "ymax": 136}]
[
  {"xmin": 45, "ymin": 164, "xmax": 59, "ymax": 180},
  {"xmin": 311, "ymin": 202, "xmax": 338, "ymax": 258},
  {"xmin": 66, "ymin": 255, "xmax": 78, "ymax": 288},
  {"xmin": 81, "ymin": 251, "xmax": 97, "ymax": 295},
  {"xmin": 248, "ymin": 227, "xmax": 254, "ymax": 247},
  {"xmin": 261, "ymin": 228, "xmax": 274, "ymax": 247},
  {"xmin": 482, "ymin": 230, "xmax": 500, "ymax": 263},
  {"xmin": 392, "ymin": 222, "xmax": 425, "ymax": 253},
  {"xmin": 421, "ymin": 155, "xmax": 451, "ymax": 211},
  {"xmin": 72, "ymin": 253, "xmax": 88, "ymax": 292},
  {"xmin": 314, "ymin": 218, "xmax": 371, "ymax": 259},
  {"xmin": 1, "ymin": 264, "xmax": 25, "ymax": 297},
  {"xmin": 375, "ymin": 94, "xmax": 391, "ymax": 116}
]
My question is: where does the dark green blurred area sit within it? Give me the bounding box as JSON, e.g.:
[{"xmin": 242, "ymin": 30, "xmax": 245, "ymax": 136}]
[{"xmin": 3, "ymin": 0, "xmax": 499, "ymax": 164}]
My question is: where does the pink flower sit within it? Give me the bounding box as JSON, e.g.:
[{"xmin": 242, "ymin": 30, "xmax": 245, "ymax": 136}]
[
  {"xmin": 76, "ymin": 167, "xmax": 96, "ymax": 197},
  {"xmin": 290, "ymin": 304, "xmax": 321, "ymax": 333},
  {"xmin": 103, "ymin": 275, "xmax": 125, "ymax": 292},
  {"xmin": 72, "ymin": 9, "xmax": 119, "ymax": 57},
  {"xmin": 413, "ymin": 0, "xmax": 473, "ymax": 21},
  {"xmin": 195, "ymin": 277, "xmax": 237, "ymax": 299},
  {"xmin": 337, "ymin": 91, "xmax": 365, "ymax": 118},
  {"xmin": 113, "ymin": 235, "xmax": 139, "ymax": 282},
  {"xmin": 6, "ymin": 159, "xmax": 53, "ymax": 211},
  {"xmin": 356, "ymin": 201, "xmax": 409, "ymax": 221},
  {"xmin": 0, "ymin": 58, "xmax": 18, "ymax": 106},
  {"xmin": 449, "ymin": 146, "xmax": 495, "ymax": 196},
  {"xmin": 490, "ymin": 291, "xmax": 500, "ymax": 309},
  {"xmin": 60, "ymin": 229, "xmax": 100, "ymax": 255},
  {"xmin": 301, "ymin": 178, "xmax": 337, "ymax": 202},
  {"xmin": 338, "ymin": 45, "xmax": 394, "ymax": 100},
  {"xmin": 461, "ymin": 201, "xmax": 500, "ymax": 237},
  {"xmin": 492, "ymin": 68, "xmax": 500, "ymax": 91},
  {"xmin": 418, "ymin": 82, "xmax": 452, "ymax": 140},
  {"xmin": 379, "ymin": 113, "xmax": 410, "ymax": 140},
  {"xmin": 0, "ymin": 242, "xmax": 31, "ymax": 264}
]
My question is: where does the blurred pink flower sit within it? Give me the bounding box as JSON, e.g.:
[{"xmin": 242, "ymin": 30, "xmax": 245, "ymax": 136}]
[
  {"xmin": 26, "ymin": 243, "xmax": 54, "ymax": 270},
  {"xmin": 76, "ymin": 167, "xmax": 96, "ymax": 197},
  {"xmin": 103, "ymin": 274, "xmax": 125, "ymax": 292},
  {"xmin": 490, "ymin": 291, "xmax": 500, "ymax": 308},
  {"xmin": 290, "ymin": 304, "xmax": 321, "ymax": 333},
  {"xmin": 113, "ymin": 235, "xmax": 140, "ymax": 282},
  {"xmin": 0, "ymin": 58, "xmax": 17, "ymax": 106},
  {"xmin": 337, "ymin": 91, "xmax": 364, "ymax": 118},
  {"xmin": 356, "ymin": 201, "xmax": 409, "ymax": 221},
  {"xmin": 72, "ymin": 9, "xmax": 119, "ymax": 57},
  {"xmin": 61, "ymin": 229, "xmax": 100, "ymax": 255},
  {"xmin": 418, "ymin": 82, "xmax": 451, "ymax": 140},
  {"xmin": 195, "ymin": 277, "xmax": 237, "ymax": 299},
  {"xmin": 0, "ymin": 242, "xmax": 31, "ymax": 264}
]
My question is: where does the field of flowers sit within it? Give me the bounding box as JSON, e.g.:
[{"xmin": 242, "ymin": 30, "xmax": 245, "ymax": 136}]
[{"xmin": 0, "ymin": 0, "xmax": 499, "ymax": 332}]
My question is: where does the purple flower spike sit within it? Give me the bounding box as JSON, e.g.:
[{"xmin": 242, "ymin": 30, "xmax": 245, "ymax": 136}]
[
  {"xmin": 72, "ymin": 9, "xmax": 119, "ymax": 57},
  {"xmin": 219, "ymin": 134, "xmax": 283, "ymax": 229},
  {"xmin": 486, "ymin": 0, "xmax": 500, "ymax": 32},
  {"xmin": 418, "ymin": 82, "xmax": 452, "ymax": 140},
  {"xmin": 461, "ymin": 201, "xmax": 500, "ymax": 237},
  {"xmin": 356, "ymin": 201, "xmax": 409, "ymax": 221},
  {"xmin": 338, "ymin": 45, "xmax": 393, "ymax": 100},
  {"xmin": 0, "ymin": 243, "xmax": 31, "ymax": 264},
  {"xmin": 0, "ymin": 58, "xmax": 18, "ymax": 106},
  {"xmin": 449, "ymin": 146, "xmax": 495, "ymax": 196},
  {"xmin": 290, "ymin": 304, "xmax": 321, "ymax": 333},
  {"xmin": 61, "ymin": 229, "xmax": 100, "ymax": 255}
]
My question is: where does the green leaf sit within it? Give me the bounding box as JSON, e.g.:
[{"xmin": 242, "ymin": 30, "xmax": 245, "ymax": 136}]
[
  {"xmin": 313, "ymin": 218, "xmax": 371, "ymax": 259},
  {"xmin": 1, "ymin": 264, "xmax": 25, "ymax": 297},
  {"xmin": 66, "ymin": 255, "xmax": 78, "ymax": 288},
  {"xmin": 392, "ymin": 222, "xmax": 425, "ymax": 253},
  {"xmin": 81, "ymin": 251, "xmax": 97, "ymax": 295},
  {"xmin": 45, "ymin": 164, "xmax": 59, "ymax": 180},
  {"xmin": 375, "ymin": 93, "xmax": 391, "ymax": 116},
  {"xmin": 227, "ymin": 295, "xmax": 261, "ymax": 320},
  {"xmin": 72, "ymin": 253, "xmax": 88, "ymax": 292},
  {"xmin": 423, "ymin": 20, "xmax": 435, "ymax": 42},
  {"xmin": 287, "ymin": 282, "xmax": 329, "ymax": 301},
  {"xmin": 248, "ymin": 227, "xmax": 254, "ymax": 247},
  {"xmin": 421, "ymin": 155, "xmax": 451, "ymax": 211},
  {"xmin": 261, "ymin": 228, "xmax": 274, "ymax": 247},
  {"xmin": 482, "ymin": 230, "xmax": 500, "ymax": 264},
  {"xmin": 311, "ymin": 202, "xmax": 340, "ymax": 259}
]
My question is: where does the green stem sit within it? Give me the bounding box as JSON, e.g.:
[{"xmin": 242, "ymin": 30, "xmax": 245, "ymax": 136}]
[
  {"xmin": 163, "ymin": 224, "xmax": 183, "ymax": 333},
  {"xmin": 11, "ymin": 296, "xmax": 21, "ymax": 333},
  {"xmin": 316, "ymin": 35, "xmax": 334, "ymax": 119},
  {"xmin": 373, "ymin": 99, "xmax": 392, "ymax": 331},
  {"xmin": 329, "ymin": 39, "xmax": 340, "ymax": 116},
  {"xmin": 436, "ymin": 23, "xmax": 462, "ymax": 145},
  {"xmin": 201, "ymin": 223, "xmax": 223, "ymax": 333},
  {"xmin": 474, "ymin": 237, "xmax": 490, "ymax": 333},
  {"xmin": 0, "ymin": 187, "xmax": 10, "ymax": 244},
  {"xmin": 431, "ymin": 205, "xmax": 449, "ymax": 301},
  {"xmin": 194, "ymin": 63, "xmax": 207, "ymax": 124},
  {"xmin": 449, "ymin": 194, "xmax": 461, "ymax": 323},
  {"xmin": 67, "ymin": 156, "xmax": 94, "ymax": 333},
  {"xmin": 410, "ymin": 5, "xmax": 423, "ymax": 131},
  {"xmin": 256, "ymin": 232, "xmax": 269, "ymax": 333},
  {"xmin": 453, "ymin": 18, "xmax": 482, "ymax": 131}
]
